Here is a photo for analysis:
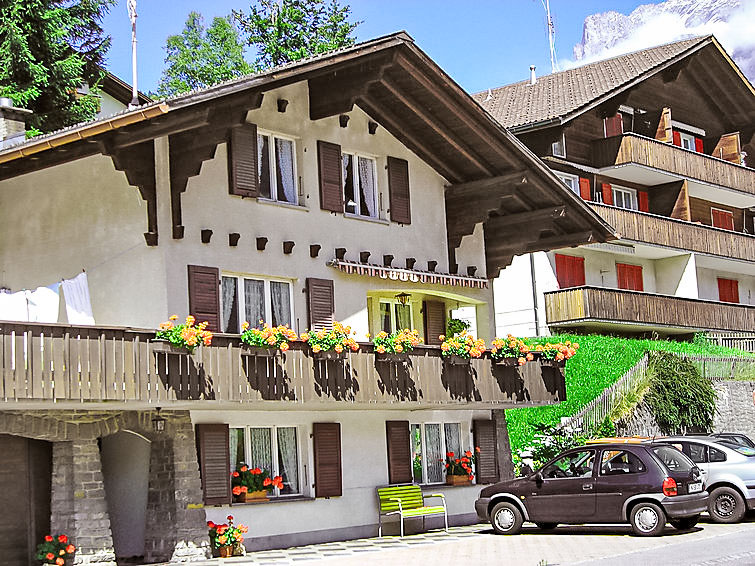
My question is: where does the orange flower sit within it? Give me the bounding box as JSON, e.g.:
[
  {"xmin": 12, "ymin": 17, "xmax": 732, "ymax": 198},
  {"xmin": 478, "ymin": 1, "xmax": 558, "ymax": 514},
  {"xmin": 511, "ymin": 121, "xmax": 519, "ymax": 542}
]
[
  {"xmin": 45, "ymin": 535, "xmax": 53, "ymax": 542},
  {"xmin": 58, "ymin": 535, "xmax": 67, "ymax": 544},
  {"xmin": 56, "ymin": 559, "xmax": 64, "ymax": 566},
  {"xmin": 46, "ymin": 553, "xmax": 55, "ymax": 560}
]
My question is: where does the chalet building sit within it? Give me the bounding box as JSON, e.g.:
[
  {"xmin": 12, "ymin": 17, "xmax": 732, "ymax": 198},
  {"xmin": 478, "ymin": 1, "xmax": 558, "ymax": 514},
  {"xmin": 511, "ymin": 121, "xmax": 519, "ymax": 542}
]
[
  {"xmin": 0, "ymin": 33, "xmax": 611, "ymax": 565},
  {"xmin": 478, "ymin": 35, "xmax": 755, "ymax": 338}
]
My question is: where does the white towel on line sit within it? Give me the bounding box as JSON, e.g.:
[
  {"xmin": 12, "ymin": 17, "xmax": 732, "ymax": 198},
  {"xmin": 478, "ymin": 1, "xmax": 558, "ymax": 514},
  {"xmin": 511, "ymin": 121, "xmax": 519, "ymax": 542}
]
[
  {"xmin": 0, "ymin": 284, "xmax": 60, "ymax": 322},
  {"xmin": 61, "ymin": 272, "xmax": 95, "ymax": 325}
]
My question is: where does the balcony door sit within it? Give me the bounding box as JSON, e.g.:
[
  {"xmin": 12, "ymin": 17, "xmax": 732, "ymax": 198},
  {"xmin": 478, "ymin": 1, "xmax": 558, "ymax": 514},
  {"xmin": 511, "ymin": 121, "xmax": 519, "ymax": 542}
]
[
  {"xmin": 555, "ymin": 254, "xmax": 585, "ymax": 289},
  {"xmin": 616, "ymin": 263, "xmax": 643, "ymax": 292},
  {"xmin": 717, "ymin": 278, "xmax": 739, "ymax": 304}
]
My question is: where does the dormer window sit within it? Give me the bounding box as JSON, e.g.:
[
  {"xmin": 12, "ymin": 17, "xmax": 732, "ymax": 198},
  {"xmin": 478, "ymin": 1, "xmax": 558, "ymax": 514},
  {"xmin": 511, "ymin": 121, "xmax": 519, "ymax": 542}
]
[
  {"xmin": 342, "ymin": 152, "xmax": 378, "ymax": 218},
  {"xmin": 258, "ymin": 131, "xmax": 297, "ymax": 204},
  {"xmin": 678, "ymin": 131, "xmax": 695, "ymax": 151},
  {"xmin": 551, "ymin": 134, "xmax": 566, "ymax": 158}
]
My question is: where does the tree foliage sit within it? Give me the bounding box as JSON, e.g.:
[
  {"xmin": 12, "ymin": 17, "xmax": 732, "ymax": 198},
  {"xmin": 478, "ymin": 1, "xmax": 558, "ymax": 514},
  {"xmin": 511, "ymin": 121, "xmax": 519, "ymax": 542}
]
[
  {"xmin": 155, "ymin": 12, "xmax": 252, "ymax": 98},
  {"xmin": 0, "ymin": 0, "xmax": 114, "ymax": 133},
  {"xmin": 233, "ymin": 0, "xmax": 360, "ymax": 69}
]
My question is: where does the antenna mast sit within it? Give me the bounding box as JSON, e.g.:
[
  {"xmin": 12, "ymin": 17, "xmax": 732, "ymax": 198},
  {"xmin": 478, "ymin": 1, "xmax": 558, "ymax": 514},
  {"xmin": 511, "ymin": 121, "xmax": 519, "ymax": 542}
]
[
  {"xmin": 541, "ymin": 0, "xmax": 559, "ymax": 72},
  {"xmin": 127, "ymin": 0, "xmax": 139, "ymax": 108}
]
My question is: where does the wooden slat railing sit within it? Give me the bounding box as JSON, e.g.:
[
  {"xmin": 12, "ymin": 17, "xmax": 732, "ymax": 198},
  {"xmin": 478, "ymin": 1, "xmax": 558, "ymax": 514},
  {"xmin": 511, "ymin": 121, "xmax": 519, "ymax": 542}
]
[
  {"xmin": 592, "ymin": 133, "xmax": 755, "ymax": 196},
  {"xmin": 545, "ymin": 286, "xmax": 755, "ymax": 333},
  {"xmin": 590, "ymin": 203, "xmax": 755, "ymax": 262},
  {"xmin": 0, "ymin": 321, "xmax": 565, "ymax": 406}
]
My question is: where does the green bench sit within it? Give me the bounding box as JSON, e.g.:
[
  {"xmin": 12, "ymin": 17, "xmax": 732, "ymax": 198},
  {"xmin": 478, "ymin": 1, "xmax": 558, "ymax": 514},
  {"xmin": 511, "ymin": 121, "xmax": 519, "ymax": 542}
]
[{"xmin": 377, "ymin": 485, "xmax": 448, "ymax": 537}]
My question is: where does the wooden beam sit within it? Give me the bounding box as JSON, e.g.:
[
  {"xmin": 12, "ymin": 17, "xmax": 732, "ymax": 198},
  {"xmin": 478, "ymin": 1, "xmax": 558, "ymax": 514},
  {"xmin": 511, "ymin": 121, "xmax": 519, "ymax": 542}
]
[
  {"xmin": 0, "ymin": 143, "xmax": 100, "ymax": 181},
  {"xmin": 486, "ymin": 230, "xmax": 596, "ymax": 256},
  {"xmin": 486, "ymin": 206, "xmax": 566, "ymax": 230},
  {"xmin": 446, "ymin": 170, "xmax": 527, "ymax": 197}
]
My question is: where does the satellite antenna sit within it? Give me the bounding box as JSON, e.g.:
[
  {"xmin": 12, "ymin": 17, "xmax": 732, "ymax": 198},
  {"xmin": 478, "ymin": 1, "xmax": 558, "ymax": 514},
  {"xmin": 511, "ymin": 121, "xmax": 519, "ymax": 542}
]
[
  {"xmin": 127, "ymin": 0, "xmax": 139, "ymax": 108},
  {"xmin": 540, "ymin": 0, "xmax": 559, "ymax": 73}
]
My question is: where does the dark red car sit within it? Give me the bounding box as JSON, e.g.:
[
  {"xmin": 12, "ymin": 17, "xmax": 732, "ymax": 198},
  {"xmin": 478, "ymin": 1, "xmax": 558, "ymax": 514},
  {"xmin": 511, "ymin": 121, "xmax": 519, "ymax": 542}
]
[{"xmin": 475, "ymin": 442, "xmax": 708, "ymax": 536}]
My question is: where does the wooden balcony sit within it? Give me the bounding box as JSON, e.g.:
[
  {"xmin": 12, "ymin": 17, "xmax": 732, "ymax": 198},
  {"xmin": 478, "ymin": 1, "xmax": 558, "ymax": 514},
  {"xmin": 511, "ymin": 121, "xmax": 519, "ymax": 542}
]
[
  {"xmin": 590, "ymin": 203, "xmax": 755, "ymax": 262},
  {"xmin": 592, "ymin": 133, "xmax": 755, "ymax": 196},
  {"xmin": 0, "ymin": 322, "xmax": 565, "ymax": 407},
  {"xmin": 545, "ymin": 286, "xmax": 755, "ymax": 333}
]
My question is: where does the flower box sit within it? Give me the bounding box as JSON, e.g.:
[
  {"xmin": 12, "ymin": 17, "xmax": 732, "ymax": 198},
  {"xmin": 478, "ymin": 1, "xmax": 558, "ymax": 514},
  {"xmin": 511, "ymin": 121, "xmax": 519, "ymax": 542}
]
[
  {"xmin": 446, "ymin": 474, "xmax": 472, "ymax": 486},
  {"xmin": 218, "ymin": 546, "xmax": 233, "ymax": 558},
  {"xmin": 313, "ymin": 350, "xmax": 348, "ymax": 361},
  {"xmin": 375, "ymin": 352, "xmax": 410, "ymax": 363},
  {"xmin": 492, "ymin": 357, "xmax": 519, "ymax": 367},
  {"xmin": 443, "ymin": 354, "xmax": 471, "ymax": 366},
  {"xmin": 540, "ymin": 358, "xmax": 566, "ymax": 368},
  {"xmin": 246, "ymin": 489, "xmax": 269, "ymax": 502},
  {"xmin": 241, "ymin": 345, "xmax": 277, "ymax": 358},
  {"xmin": 150, "ymin": 340, "xmax": 189, "ymax": 355}
]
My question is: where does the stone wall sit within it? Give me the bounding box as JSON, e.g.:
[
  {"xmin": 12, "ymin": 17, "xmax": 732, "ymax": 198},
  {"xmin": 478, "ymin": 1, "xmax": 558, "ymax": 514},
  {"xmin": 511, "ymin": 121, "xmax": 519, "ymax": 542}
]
[{"xmin": 712, "ymin": 381, "xmax": 755, "ymax": 436}]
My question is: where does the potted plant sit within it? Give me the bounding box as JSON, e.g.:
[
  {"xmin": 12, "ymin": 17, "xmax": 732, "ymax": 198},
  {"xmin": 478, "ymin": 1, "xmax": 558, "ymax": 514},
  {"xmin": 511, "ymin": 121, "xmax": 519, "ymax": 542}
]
[
  {"xmin": 300, "ymin": 322, "xmax": 359, "ymax": 360},
  {"xmin": 490, "ymin": 335, "xmax": 536, "ymax": 366},
  {"xmin": 240, "ymin": 321, "xmax": 298, "ymax": 357},
  {"xmin": 208, "ymin": 516, "xmax": 248, "ymax": 558},
  {"xmin": 537, "ymin": 341, "xmax": 578, "ymax": 367},
  {"xmin": 153, "ymin": 315, "xmax": 213, "ymax": 354},
  {"xmin": 373, "ymin": 328, "xmax": 421, "ymax": 362},
  {"xmin": 439, "ymin": 331, "xmax": 485, "ymax": 365},
  {"xmin": 231, "ymin": 464, "xmax": 284, "ymax": 502},
  {"xmin": 36, "ymin": 534, "xmax": 75, "ymax": 566},
  {"xmin": 444, "ymin": 447, "xmax": 481, "ymax": 485}
]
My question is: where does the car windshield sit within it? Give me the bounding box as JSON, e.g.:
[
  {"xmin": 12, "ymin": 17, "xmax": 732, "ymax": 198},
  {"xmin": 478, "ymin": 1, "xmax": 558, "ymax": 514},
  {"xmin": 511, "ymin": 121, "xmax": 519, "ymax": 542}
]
[
  {"xmin": 718, "ymin": 441, "xmax": 755, "ymax": 457},
  {"xmin": 651, "ymin": 445, "xmax": 695, "ymax": 473}
]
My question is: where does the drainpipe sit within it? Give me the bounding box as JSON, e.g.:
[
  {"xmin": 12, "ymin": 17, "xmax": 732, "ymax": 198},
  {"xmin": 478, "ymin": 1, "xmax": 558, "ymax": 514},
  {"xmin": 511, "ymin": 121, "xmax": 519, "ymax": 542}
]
[{"xmin": 530, "ymin": 253, "xmax": 540, "ymax": 336}]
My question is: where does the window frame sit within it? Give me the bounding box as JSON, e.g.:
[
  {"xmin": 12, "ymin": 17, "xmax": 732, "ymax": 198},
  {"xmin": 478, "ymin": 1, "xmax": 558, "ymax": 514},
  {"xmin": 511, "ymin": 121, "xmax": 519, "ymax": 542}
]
[
  {"xmin": 556, "ymin": 172, "xmax": 579, "ymax": 195},
  {"xmin": 551, "ymin": 133, "xmax": 566, "ymax": 158},
  {"xmin": 229, "ymin": 425, "xmax": 303, "ymax": 497},
  {"xmin": 257, "ymin": 129, "xmax": 299, "ymax": 205},
  {"xmin": 410, "ymin": 421, "xmax": 463, "ymax": 485},
  {"xmin": 342, "ymin": 150, "xmax": 380, "ymax": 219},
  {"xmin": 678, "ymin": 131, "xmax": 695, "ymax": 151},
  {"xmin": 220, "ymin": 272, "xmax": 295, "ymax": 333},
  {"xmin": 611, "ymin": 185, "xmax": 638, "ymax": 211},
  {"xmin": 378, "ymin": 298, "xmax": 414, "ymax": 334}
]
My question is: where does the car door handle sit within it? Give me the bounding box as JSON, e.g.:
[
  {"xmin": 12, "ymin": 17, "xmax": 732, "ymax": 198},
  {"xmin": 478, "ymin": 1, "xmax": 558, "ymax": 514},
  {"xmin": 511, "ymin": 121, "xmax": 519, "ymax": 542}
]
[{"xmin": 582, "ymin": 483, "xmax": 594, "ymax": 491}]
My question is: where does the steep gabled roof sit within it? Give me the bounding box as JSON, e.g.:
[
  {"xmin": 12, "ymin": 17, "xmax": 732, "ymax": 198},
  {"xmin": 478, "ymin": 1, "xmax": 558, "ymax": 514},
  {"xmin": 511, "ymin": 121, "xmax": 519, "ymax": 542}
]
[{"xmin": 475, "ymin": 35, "xmax": 755, "ymax": 131}]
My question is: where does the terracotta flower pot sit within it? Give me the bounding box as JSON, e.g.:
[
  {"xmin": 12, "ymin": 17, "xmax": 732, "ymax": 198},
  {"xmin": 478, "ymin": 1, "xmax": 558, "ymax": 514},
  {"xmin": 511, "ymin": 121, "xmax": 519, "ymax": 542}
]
[
  {"xmin": 219, "ymin": 545, "xmax": 233, "ymax": 558},
  {"xmin": 446, "ymin": 474, "xmax": 471, "ymax": 486}
]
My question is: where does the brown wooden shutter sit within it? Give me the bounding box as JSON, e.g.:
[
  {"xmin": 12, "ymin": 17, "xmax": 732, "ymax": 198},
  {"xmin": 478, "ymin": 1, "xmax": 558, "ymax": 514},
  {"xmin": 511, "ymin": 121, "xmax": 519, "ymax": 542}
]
[
  {"xmin": 385, "ymin": 421, "xmax": 412, "ymax": 484},
  {"xmin": 473, "ymin": 420, "xmax": 498, "ymax": 484},
  {"xmin": 313, "ymin": 423, "xmax": 342, "ymax": 497},
  {"xmin": 306, "ymin": 278, "xmax": 334, "ymax": 332},
  {"xmin": 578, "ymin": 177, "xmax": 591, "ymax": 201},
  {"xmin": 604, "ymin": 114, "xmax": 623, "ymax": 137},
  {"xmin": 318, "ymin": 140, "xmax": 344, "ymax": 212},
  {"xmin": 195, "ymin": 424, "xmax": 231, "ymax": 506},
  {"xmin": 387, "ymin": 156, "xmax": 411, "ymax": 224},
  {"xmin": 229, "ymin": 123, "xmax": 258, "ymax": 197},
  {"xmin": 423, "ymin": 300, "xmax": 446, "ymax": 346},
  {"xmin": 717, "ymin": 278, "xmax": 739, "ymax": 304},
  {"xmin": 712, "ymin": 132, "xmax": 741, "ymax": 163},
  {"xmin": 188, "ymin": 265, "xmax": 220, "ymax": 332},
  {"xmin": 617, "ymin": 263, "xmax": 644, "ymax": 292}
]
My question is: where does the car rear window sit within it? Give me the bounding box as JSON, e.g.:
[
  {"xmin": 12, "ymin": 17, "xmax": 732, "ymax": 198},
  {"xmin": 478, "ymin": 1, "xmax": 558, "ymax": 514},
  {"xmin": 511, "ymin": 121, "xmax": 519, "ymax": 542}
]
[
  {"xmin": 651, "ymin": 445, "xmax": 695, "ymax": 473},
  {"xmin": 718, "ymin": 441, "xmax": 755, "ymax": 457}
]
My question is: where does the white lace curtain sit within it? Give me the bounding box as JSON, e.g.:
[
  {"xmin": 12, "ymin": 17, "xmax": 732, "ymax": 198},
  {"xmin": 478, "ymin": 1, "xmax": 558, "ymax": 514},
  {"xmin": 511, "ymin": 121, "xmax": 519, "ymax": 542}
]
[
  {"xmin": 357, "ymin": 156, "xmax": 376, "ymax": 217},
  {"xmin": 244, "ymin": 279, "xmax": 265, "ymax": 328},
  {"xmin": 275, "ymin": 138, "xmax": 296, "ymax": 203},
  {"xmin": 425, "ymin": 424, "xmax": 444, "ymax": 483},
  {"xmin": 270, "ymin": 281, "xmax": 291, "ymax": 327},
  {"xmin": 277, "ymin": 427, "xmax": 299, "ymax": 494},
  {"xmin": 221, "ymin": 277, "xmax": 238, "ymax": 333},
  {"xmin": 248, "ymin": 428, "xmax": 274, "ymax": 473}
]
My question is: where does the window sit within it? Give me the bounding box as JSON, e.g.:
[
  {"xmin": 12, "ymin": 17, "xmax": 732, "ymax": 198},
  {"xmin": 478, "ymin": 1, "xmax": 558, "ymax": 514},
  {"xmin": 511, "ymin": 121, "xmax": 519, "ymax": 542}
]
[
  {"xmin": 551, "ymin": 134, "xmax": 566, "ymax": 158},
  {"xmin": 679, "ymin": 131, "xmax": 695, "ymax": 151},
  {"xmin": 681, "ymin": 442, "xmax": 707, "ymax": 464},
  {"xmin": 230, "ymin": 426, "xmax": 301, "ymax": 495},
  {"xmin": 258, "ymin": 132, "xmax": 297, "ymax": 204},
  {"xmin": 556, "ymin": 173, "xmax": 579, "ymax": 195},
  {"xmin": 616, "ymin": 263, "xmax": 643, "ymax": 291},
  {"xmin": 379, "ymin": 299, "xmax": 413, "ymax": 334},
  {"xmin": 542, "ymin": 450, "xmax": 595, "ymax": 479},
  {"xmin": 221, "ymin": 275, "xmax": 293, "ymax": 333},
  {"xmin": 709, "ymin": 447, "xmax": 727, "ymax": 463},
  {"xmin": 711, "ymin": 208, "xmax": 735, "ymax": 231},
  {"xmin": 600, "ymin": 450, "xmax": 645, "ymax": 475},
  {"xmin": 612, "ymin": 185, "xmax": 638, "ymax": 210},
  {"xmin": 555, "ymin": 254, "xmax": 586, "ymax": 289},
  {"xmin": 411, "ymin": 423, "xmax": 462, "ymax": 484},
  {"xmin": 342, "ymin": 153, "xmax": 378, "ymax": 218},
  {"xmin": 717, "ymin": 278, "xmax": 739, "ymax": 304},
  {"xmin": 651, "ymin": 445, "xmax": 694, "ymax": 473}
]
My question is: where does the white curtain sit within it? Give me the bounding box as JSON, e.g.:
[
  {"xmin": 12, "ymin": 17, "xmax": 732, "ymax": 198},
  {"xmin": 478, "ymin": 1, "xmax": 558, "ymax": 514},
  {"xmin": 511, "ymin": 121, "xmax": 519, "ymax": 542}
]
[
  {"xmin": 270, "ymin": 281, "xmax": 291, "ymax": 327},
  {"xmin": 276, "ymin": 427, "xmax": 299, "ymax": 494},
  {"xmin": 258, "ymin": 134, "xmax": 271, "ymax": 198},
  {"xmin": 244, "ymin": 279, "xmax": 265, "ymax": 327},
  {"xmin": 221, "ymin": 277, "xmax": 237, "ymax": 333},
  {"xmin": 61, "ymin": 272, "xmax": 94, "ymax": 325},
  {"xmin": 358, "ymin": 156, "xmax": 376, "ymax": 217},
  {"xmin": 342, "ymin": 154, "xmax": 355, "ymax": 212},
  {"xmin": 249, "ymin": 428, "xmax": 273, "ymax": 473},
  {"xmin": 229, "ymin": 428, "xmax": 245, "ymax": 471},
  {"xmin": 425, "ymin": 424, "xmax": 444, "ymax": 483},
  {"xmin": 275, "ymin": 138, "xmax": 296, "ymax": 203},
  {"xmin": 444, "ymin": 423, "xmax": 461, "ymax": 464}
]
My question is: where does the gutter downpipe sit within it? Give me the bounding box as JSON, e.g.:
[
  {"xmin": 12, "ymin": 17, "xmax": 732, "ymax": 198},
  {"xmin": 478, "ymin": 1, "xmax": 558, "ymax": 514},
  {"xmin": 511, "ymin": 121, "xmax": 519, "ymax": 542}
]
[{"xmin": 530, "ymin": 253, "xmax": 540, "ymax": 336}]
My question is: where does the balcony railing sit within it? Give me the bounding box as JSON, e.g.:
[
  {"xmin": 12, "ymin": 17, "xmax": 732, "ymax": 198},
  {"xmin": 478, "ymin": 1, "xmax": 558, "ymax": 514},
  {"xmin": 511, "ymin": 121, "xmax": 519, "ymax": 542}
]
[
  {"xmin": 590, "ymin": 203, "xmax": 755, "ymax": 262},
  {"xmin": 545, "ymin": 286, "xmax": 755, "ymax": 333},
  {"xmin": 592, "ymin": 133, "xmax": 755, "ymax": 196},
  {"xmin": 0, "ymin": 322, "xmax": 565, "ymax": 406}
]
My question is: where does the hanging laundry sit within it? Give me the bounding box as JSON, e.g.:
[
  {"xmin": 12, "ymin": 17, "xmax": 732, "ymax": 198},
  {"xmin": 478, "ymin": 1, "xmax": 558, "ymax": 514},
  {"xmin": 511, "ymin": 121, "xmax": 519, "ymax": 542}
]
[
  {"xmin": 61, "ymin": 272, "xmax": 95, "ymax": 325},
  {"xmin": 0, "ymin": 283, "xmax": 60, "ymax": 322},
  {"xmin": 0, "ymin": 290, "xmax": 30, "ymax": 321}
]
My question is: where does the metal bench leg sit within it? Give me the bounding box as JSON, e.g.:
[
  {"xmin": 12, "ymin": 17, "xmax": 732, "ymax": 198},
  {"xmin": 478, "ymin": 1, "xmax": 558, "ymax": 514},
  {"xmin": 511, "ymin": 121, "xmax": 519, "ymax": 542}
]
[
  {"xmin": 378, "ymin": 515, "xmax": 382, "ymax": 538},
  {"xmin": 444, "ymin": 510, "xmax": 448, "ymax": 533},
  {"xmin": 400, "ymin": 515, "xmax": 404, "ymax": 538}
]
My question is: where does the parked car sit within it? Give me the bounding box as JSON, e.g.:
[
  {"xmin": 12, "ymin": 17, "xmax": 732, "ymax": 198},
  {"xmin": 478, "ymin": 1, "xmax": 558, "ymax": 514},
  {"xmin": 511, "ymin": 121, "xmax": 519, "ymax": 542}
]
[
  {"xmin": 475, "ymin": 442, "xmax": 707, "ymax": 537},
  {"xmin": 708, "ymin": 432, "xmax": 755, "ymax": 449},
  {"xmin": 658, "ymin": 436, "xmax": 755, "ymax": 523}
]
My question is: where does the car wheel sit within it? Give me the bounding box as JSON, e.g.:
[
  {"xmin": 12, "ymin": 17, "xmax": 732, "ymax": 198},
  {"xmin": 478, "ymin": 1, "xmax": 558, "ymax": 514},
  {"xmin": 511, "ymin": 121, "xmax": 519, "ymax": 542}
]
[
  {"xmin": 535, "ymin": 522, "xmax": 558, "ymax": 531},
  {"xmin": 709, "ymin": 487, "xmax": 746, "ymax": 523},
  {"xmin": 630, "ymin": 502, "xmax": 666, "ymax": 536},
  {"xmin": 490, "ymin": 501, "xmax": 524, "ymax": 535},
  {"xmin": 669, "ymin": 515, "xmax": 700, "ymax": 531}
]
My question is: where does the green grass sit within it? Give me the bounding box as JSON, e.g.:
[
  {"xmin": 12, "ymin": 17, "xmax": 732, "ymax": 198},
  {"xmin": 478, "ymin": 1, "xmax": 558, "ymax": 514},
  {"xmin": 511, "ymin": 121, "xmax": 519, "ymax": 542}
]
[{"xmin": 505, "ymin": 334, "xmax": 751, "ymax": 454}]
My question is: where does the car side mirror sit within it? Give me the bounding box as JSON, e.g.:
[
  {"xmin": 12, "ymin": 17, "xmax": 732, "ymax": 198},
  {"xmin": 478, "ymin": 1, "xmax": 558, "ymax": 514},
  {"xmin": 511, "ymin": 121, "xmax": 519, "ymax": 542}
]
[{"xmin": 531, "ymin": 471, "xmax": 544, "ymax": 484}]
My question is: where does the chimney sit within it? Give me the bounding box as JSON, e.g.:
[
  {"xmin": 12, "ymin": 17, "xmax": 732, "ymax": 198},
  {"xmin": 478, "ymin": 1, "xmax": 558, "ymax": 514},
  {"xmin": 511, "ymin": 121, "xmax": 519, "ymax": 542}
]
[
  {"xmin": 529, "ymin": 65, "xmax": 537, "ymax": 85},
  {"xmin": 0, "ymin": 98, "xmax": 32, "ymax": 148}
]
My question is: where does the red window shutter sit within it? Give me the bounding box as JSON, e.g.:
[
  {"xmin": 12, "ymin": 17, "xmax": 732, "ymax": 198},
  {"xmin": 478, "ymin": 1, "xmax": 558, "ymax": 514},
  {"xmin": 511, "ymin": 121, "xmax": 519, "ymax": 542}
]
[
  {"xmin": 638, "ymin": 191, "xmax": 649, "ymax": 212},
  {"xmin": 229, "ymin": 123, "xmax": 259, "ymax": 197},
  {"xmin": 616, "ymin": 263, "xmax": 643, "ymax": 291},
  {"xmin": 195, "ymin": 424, "xmax": 231, "ymax": 506},
  {"xmin": 188, "ymin": 265, "xmax": 220, "ymax": 332},
  {"xmin": 317, "ymin": 140, "xmax": 344, "ymax": 212},
  {"xmin": 313, "ymin": 423, "xmax": 342, "ymax": 497},
  {"xmin": 718, "ymin": 278, "xmax": 739, "ymax": 303},
  {"xmin": 578, "ymin": 177, "xmax": 591, "ymax": 200},
  {"xmin": 385, "ymin": 421, "xmax": 412, "ymax": 484},
  {"xmin": 306, "ymin": 278, "xmax": 334, "ymax": 332},
  {"xmin": 555, "ymin": 254, "xmax": 585, "ymax": 289},
  {"xmin": 712, "ymin": 209, "xmax": 735, "ymax": 231},
  {"xmin": 694, "ymin": 137, "xmax": 704, "ymax": 153},
  {"xmin": 387, "ymin": 156, "xmax": 411, "ymax": 224},
  {"xmin": 422, "ymin": 300, "xmax": 446, "ymax": 345},
  {"xmin": 672, "ymin": 131, "xmax": 682, "ymax": 146},
  {"xmin": 604, "ymin": 114, "xmax": 623, "ymax": 137},
  {"xmin": 473, "ymin": 420, "xmax": 498, "ymax": 485},
  {"xmin": 601, "ymin": 183, "xmax": 614, "ymax": 205}
]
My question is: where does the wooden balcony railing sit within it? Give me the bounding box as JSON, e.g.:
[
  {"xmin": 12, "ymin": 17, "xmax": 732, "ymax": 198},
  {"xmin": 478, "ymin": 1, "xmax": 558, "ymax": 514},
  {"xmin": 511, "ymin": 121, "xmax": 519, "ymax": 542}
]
[
  {"xmin": 590, "ymin": 203, "xmax": 755, "ymax": 262},
  {"xmin": 0, "ymin": 322, "xmax": 565, "ymax": 406},
  {"xmin": 592, "ymin": 133, "xmax": 755, "ymax": 196},
  {"xmin": 545, "ymin": 286, "xmax": 755, "ymax": 333}
]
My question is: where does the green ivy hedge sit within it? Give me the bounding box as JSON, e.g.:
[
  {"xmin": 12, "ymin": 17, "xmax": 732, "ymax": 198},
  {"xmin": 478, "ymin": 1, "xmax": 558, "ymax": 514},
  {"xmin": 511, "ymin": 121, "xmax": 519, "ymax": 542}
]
[{"xmin": 505, "ymin": 333, "xmax": 750, "ymax": 454}]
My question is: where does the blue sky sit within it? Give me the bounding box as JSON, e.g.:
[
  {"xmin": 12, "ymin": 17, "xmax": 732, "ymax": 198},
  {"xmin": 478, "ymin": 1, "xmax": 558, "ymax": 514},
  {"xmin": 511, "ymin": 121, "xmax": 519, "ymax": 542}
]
[{"xmin": 103, "ymin": 0, "xmax": 644, "ymax": 95}]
